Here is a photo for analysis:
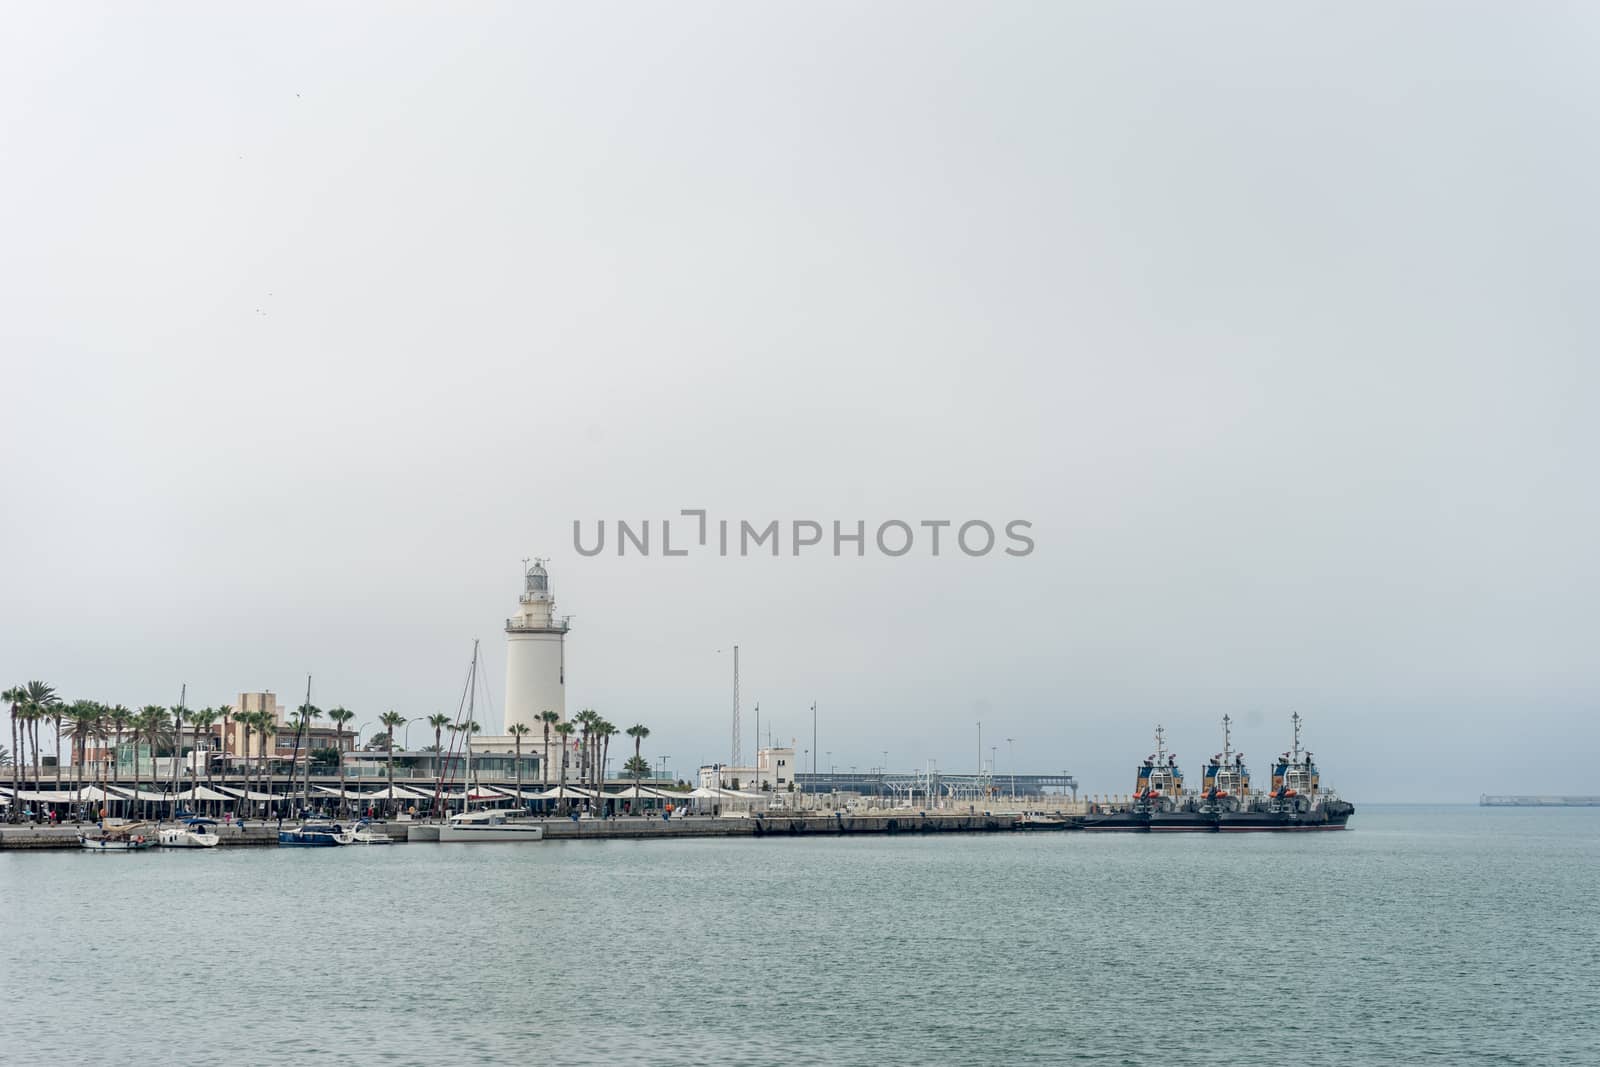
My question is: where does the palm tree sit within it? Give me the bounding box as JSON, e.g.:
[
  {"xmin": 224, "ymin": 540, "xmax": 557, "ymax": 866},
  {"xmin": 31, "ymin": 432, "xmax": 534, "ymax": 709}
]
[
  {"xmin": 538, "ymin": 709, "xmax": 560, "ymax": 789},
  {"xmin": 24, "ymin": 681, "xmax": 60, "ymax": 798},
  {"xmin": 379, "ymin": 710, "xmax": 406, "ymax": 811},
  {"xmin": 67, "ymin": 701, "xmax": 105, "ymax": 803},
  {"xmin": 627, "ymin": 723, "xmax": 651, "ymax": 808},
  {"xmin": 574, "ymin": 709, "xmax": 597, "ymax": 793},
  {"xmin": 189, "ymin": 708, "xmax": 218, "ymax": 812},
  {"xmin": 218, "ymin": 703, "xmax": 234, "ymax": 792},
  {"xmin": 23, "ymin": 702, "xmax": 42, "ymax": 794},
  {"xmin": 427, "ymin": 713, "xmax": 451, "ymax": 772},
  {"xmin": 326, "ymin": 707, "xmax": 355, "ymax": 815},
  {"xmin": 592, "ymin": 718, "xmax": 612, "ymax": 790},
  {"xmin": 508, "ymin": 723, "xmax": 531, "ymax": 805},
  {"xmin": 133, "ymin": 705, "xmax": 171, "ymax": 818},
  {"xmin": 50, "ymin": 700, "xmax": 68, "ymax": 791},
  {"xmin": 553, "ymin": 721, "xmax": 575, "ymax": 812},
  {"xmin": 238, "ymin": 712, "xmax": 256, "ymax": 806},
  {"xmin": 3, "ymin": 687, "xmax": 23, "ymax": 821},
  {"xmin": 252, "ymin": 712, "xmax": 278, "ymax": 815},
  {"xmin": 625, "ymin": 754, "xmax": 652, "ymax": 807},
  {"xmin": 107, "ymin": 705, "xmax": 132, "ymax": 792}
]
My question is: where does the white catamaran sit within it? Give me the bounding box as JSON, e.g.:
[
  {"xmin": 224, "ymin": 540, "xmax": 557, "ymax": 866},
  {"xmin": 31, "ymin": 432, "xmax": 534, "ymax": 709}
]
[{"xmin": 438, "ymin": 808, "xmax": 545, "ymax": 842}]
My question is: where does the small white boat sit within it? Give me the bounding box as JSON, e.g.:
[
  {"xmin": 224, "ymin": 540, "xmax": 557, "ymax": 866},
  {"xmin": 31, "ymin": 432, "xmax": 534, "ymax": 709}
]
[
  {"xmin": 158, "ymin": 817, "xmax": 221, "ymax": 849},
  {"xmin": 350, "ymin": 818, "xmax": 394, "ymax": 845},
  {"xmin": 438, "ymin": 808, "xmax": 545, "ymax": 842},
  {"xmin": 79, "ymin": 822, "xmax": 154, "ymax": 851}
]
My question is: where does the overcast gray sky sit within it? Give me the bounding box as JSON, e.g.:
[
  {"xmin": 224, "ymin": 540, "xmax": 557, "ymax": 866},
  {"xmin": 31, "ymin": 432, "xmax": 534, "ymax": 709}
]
[{"xmin": 3, "ymin": 3, "xmax": 1596, "ymax": 801}]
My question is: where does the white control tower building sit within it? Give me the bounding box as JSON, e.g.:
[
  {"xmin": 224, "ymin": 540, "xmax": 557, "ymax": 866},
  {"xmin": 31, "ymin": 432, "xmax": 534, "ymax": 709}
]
[{"xmin": 504, "ymin": 559, "xmax": 570, "ymax": 732}]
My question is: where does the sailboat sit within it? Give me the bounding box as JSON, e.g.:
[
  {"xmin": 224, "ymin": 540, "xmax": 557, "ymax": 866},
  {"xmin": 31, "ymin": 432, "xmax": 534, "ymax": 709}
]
[
  {"xmin": 79, "ymin": 821, "xmax": 154, "ymax": 851},
  {"xmin": 278, "ymin": 675, "xmax": 353, "ymax": 847}
]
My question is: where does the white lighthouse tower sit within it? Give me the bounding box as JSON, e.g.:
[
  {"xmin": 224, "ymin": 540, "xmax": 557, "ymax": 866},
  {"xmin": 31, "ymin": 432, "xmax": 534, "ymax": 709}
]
[{"xmin": 503, "ymin": 559, "xmax": 569, "ymax": 732}]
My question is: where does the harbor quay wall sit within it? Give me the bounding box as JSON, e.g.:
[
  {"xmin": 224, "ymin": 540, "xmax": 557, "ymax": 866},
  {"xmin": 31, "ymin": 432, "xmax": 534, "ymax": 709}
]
[
  {"xmin": 0, "ymin": 823, "xmax": 286, "ymax": 849},
  {"xmin": 0, "ymin": 813, "xmax": 1068, "ymax": 849},
  {"xmin": 521, "ymin": 812, "xmax": 1048, "ymax": 839}
]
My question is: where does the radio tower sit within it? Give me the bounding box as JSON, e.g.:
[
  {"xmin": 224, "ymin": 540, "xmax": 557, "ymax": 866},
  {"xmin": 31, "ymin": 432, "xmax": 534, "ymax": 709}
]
[{"xmin": 731, "ymin": 644, "xmax": 741, "ymax": 770}]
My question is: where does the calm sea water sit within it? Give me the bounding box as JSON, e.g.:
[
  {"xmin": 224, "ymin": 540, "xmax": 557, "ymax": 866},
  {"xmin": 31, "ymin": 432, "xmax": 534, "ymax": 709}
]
[{"xmin": 3, "ymin": 806, "xmax": 1597, "ymax": 1065}]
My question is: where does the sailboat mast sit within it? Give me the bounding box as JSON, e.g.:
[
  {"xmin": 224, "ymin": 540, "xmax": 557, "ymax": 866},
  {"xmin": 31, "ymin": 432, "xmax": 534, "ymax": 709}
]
[
  {"xmin": 464, "ymin": 640, "xmax": 478, "ymax": 815},
  {"xmin": 173, "ymin": 682, "xmax": 186, "ymax": 810},
  {"xmin": 301, "ymin": 674, "xmax": 313, "ymax": 813}
]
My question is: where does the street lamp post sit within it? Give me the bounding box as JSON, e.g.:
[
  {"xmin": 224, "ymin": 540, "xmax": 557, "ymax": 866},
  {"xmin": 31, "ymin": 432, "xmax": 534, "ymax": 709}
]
[{"xmin": 1007, "ymin": 737, "xmax": 1015, "ymax": 799}]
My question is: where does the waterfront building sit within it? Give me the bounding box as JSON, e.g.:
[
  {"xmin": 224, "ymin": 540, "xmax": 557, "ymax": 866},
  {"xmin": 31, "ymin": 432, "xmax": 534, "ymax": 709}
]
[
  {"xmin": 699, "ymin": 746, "xmax": 796, "ymax": 793},
  {"xmin": 220, "ymin": 691, "xmax": 285, "ymax": 762},
  {"xmin": 219, "ymin": 691, "xmax": 351, "ymax": 767}
]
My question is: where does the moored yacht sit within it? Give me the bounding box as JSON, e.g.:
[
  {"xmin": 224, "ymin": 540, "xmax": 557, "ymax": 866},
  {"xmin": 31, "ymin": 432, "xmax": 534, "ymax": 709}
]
[
  {"xmin": 158, "ymin": 817, "xmax": 221, "ymax": 849},
  {"xmin": 278, "ymin": 820, "xmax": 354, "ymax": 847},
  {"xmin": 438, "ymin": 808, "xmax": 545, "ymax": 842}
]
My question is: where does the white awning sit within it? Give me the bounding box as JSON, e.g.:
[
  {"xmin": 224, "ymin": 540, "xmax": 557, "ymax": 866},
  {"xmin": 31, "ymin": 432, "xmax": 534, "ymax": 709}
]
[
  {"xmin": 611, "ymin": 786, "xmax": 678, "ymax": 800},
  {"xmin": 361, "ymin": 785, "xmax": 433, "ymax": 801},
  {"xmin": 176, "ymin": 785, "xmax": 235, "ymax": 802},
  {"xmin": 10, "ymin": 789, "xmax": 85, "ymax": 803},
  {"xmin": 530, "ymin": 785, "xmax": 596, "ymax": 799},
  {"xmin": 107, "ymin": 787, "xmax": 179, "ymax": 802},
  {"xmin": 214, "ymin": 785, "xmax": 279, "ymax": 802}
]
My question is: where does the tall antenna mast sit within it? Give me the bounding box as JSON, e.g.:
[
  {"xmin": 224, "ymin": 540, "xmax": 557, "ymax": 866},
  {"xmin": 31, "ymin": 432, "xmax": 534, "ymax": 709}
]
[
  {"xmin": 731, "ymin": 644, "xmax": 741, "ymax": 770},
  {"xmin": 1292, "ymin": 711, "xmax": 1302, "ymax": 763},
  {"xmin": 1155, "ymin": 724, "xmax": 1166, "ymax": 762},
  {"xmin": 1223, "ymin": 714, "xmax": 1232, "ymax": 763}
]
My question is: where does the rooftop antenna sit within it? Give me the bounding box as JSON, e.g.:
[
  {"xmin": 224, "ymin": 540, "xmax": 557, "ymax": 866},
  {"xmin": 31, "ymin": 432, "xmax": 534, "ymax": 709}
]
[
  {"xmin": 1222, "ymin": 714, "xmax": 1232, "ymax": 764},
  {"xmin": 1155, "ymin": 724, "xmax": 1167, "ymax": 762},
  {"xmin": 1292, "ymin": 711, "xmax": 1303, "ymax": 763}
]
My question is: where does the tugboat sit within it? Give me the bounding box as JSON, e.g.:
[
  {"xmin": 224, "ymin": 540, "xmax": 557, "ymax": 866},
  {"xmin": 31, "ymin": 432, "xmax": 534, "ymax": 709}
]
[
  {"xmin": 1198, "ymin": 714, "xmax": 1250, "ymax": 826},
  {"xmin": 1218, "ymin": 712, "xmax": 1354, "ymax": 831},
  {"xmin": 1083, "ymin": 714, "xmax": 1354, "ymax": 832},
  {"xmin": 1083, "ymin": 725, "xmax": 1184, "ymax": 832}
]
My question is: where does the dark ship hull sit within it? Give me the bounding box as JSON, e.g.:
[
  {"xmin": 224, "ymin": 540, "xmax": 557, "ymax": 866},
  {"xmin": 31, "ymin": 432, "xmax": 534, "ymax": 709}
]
[{"xmin": 1081, "ymin": 802, "xmax": 1354, "ymax": 833}]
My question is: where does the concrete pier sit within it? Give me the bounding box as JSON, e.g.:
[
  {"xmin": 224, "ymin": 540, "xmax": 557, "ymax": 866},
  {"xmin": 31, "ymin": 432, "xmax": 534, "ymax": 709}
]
[{"xmin": 1, "ymin": 812, "xmax": 1073, "ymax": 849}]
